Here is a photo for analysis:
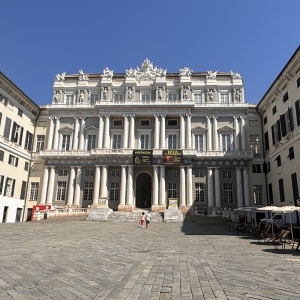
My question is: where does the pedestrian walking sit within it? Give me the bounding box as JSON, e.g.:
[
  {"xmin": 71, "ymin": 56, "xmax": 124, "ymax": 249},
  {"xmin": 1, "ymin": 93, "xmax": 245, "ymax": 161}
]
[
  {"xmin": 145, "ymin": 211, "xmax": 151, "ymax": 228},
  {"xmin": 217, "ymin": 209, "xmax": 221, "ymax": 218},
  {"xmin": 203, "ymin": 207, "xmax": 208, "ymax": 217},
  {"xmin": 140, "ymin": 212, "xmax": 145, "ymax": 228}
]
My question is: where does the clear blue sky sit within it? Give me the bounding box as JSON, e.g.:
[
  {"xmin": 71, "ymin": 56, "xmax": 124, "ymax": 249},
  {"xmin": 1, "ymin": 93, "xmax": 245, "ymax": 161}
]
[{"xmin": 1, "ymin": 0, "xmax": 299, "ymax": 105}]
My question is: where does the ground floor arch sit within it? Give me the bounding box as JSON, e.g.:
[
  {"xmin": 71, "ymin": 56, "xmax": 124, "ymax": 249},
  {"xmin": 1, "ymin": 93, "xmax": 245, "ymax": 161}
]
[{"xmin": 135, "ymin": 172, "xmax": 152, "ymax": 208}]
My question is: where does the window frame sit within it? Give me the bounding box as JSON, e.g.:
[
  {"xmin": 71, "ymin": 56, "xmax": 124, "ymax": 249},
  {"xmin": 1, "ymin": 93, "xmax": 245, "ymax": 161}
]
[
  {"xmin": 253, "ymin": 185, "xmax": 263, "ymax": 204},
  {"xmin": 195, "ymin": 182, "xmax": 205, "ymax": 203},
  {"xmin": 29, "ymin": 182, "xmax": 39, "ymax": 200}
]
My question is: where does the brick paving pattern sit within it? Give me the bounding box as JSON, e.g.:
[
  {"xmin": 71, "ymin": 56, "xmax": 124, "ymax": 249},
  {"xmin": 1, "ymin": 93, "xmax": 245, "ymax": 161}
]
[{"xmin": 0, "ymin": 216, "xmax": 300, "ymax": 299}]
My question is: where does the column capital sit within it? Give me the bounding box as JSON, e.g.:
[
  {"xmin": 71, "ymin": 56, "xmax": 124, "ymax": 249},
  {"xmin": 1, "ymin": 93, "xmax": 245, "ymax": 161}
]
[
  {"xmin": 123, "ymin": 114, "xmax": 129, "ymax": 118},
  {"xmin": 235, "ymin": 166, "xmax": 242, "ymax": 170},
  {"xmin": 49, "ymin": 165, "xmax": 56, "ymax": 169},
  {"xmin": 206, "ymin": 116, "xmax": 211, "ymax": 119},
  {"xmin": 55, "ymin": 116, "xmax": 60, "ymax": 120},
  {"xmin": 212, "ymin": 116, "xmax": 218, "ymax": 119},
  {"xmin": 121, "ymin": 165, "xmax": 127, "ymax": 168},
  {"xmin": 239, "ymin": 115, "xmax": 245, "ymax": 119},
  {"xmin": 49, "ymin": 116, "xmax": 55, "ymax": 120},
  {"xmin": 179, "ymin": 165, "xmax": 185, "ymax": 169},
  {"xmin": 130, "ymin": 114, "xmax": 135, "ymax": 118},
  {"xmin": 97, "ymin": 114, "xmax": 104, "ymax": 118},
  {"xmin": 79, "ymin": 117, "xmax": 86, "ymax": 120},
  {"xmin": 160, "ymin": 114, "xmax": 166, "ymax": 118},
  {"xmin": 180, "ymin": 114, "xmax": 185, "ymax": 117},
  {"xmin": 185, "ymin": 114, "xmax": 191, "ymax": 118},
  {"xmin": 160, "ymin": 165, "xmax": 166, "ymax": 169}
]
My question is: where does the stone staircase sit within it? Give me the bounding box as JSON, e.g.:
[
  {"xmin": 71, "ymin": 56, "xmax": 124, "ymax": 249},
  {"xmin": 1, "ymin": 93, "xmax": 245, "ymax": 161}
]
[{"xmin": 106, "ymin": 211, "xmax": 164, "ymax": 222}]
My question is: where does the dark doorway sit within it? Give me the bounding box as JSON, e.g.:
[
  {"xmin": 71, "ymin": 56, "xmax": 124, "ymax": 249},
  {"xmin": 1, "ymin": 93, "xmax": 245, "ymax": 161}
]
[
  {"xmin": 136, "ymin": 173, "xmax": 151, "ymax": 208},
  {"xmin": 2, "ymin": 206, "xmax": 8, "ymax": 223}
]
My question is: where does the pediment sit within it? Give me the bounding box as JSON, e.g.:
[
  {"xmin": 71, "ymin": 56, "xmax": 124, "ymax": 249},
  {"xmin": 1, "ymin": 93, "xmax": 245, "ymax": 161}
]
[
  {"xmin": 58, "ymin": 125, "xmax": 73, "ymax": 132},
  {"xmin": 218, "ymin": 125, "xmax": 234, "ymax": 132},
  {"xmin": 191, "ymin": 125, "xmax": 207, "ymax": 133},
  {"xmin": 85, "ymin": 126, "xmax": 98, "ymax": 132}
]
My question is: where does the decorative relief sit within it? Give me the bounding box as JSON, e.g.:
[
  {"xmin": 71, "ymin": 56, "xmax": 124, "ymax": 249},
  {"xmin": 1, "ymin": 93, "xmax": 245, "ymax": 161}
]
[
  {"xmin": 230, "ymin": 70, "xmax": 242, "ymax": 79},
  {"xmin": 207, "ymin": 89, "xmax": 214, "ymax": 101},
  {"xmin": 218, "ymin": 161, "xmax": 223, "ymax": 165},
  {"xmin": 233, "ymin": 161, "xmax": 237, "ymax": 165},
  {"xmin": 234, "ymin": 89, "xmax": 241, "ymax": 102},
  {"xmin": 183, "ymin": 87, "xmax": 188, "ymax": 99},
  {"xmin": 53, "ymin": 91, "xmax": 60, "ymax": 102},
  {"xmin": 206, "ymin": 70, "xmax": 217, "ymax": 79},
  {"xmin": 102, "ymin": 67, "xmax": 113, "ymax": 79},
  {"xmin": 78, "ymin": 69, "xmax": 89, "ymax": 81},
  {"xmin": 127, "ymin": 87, "xmax": 133, "ymax": 99},
  {"xmin": 125, "ymin": 58, "xmax": 166, "ymax": 80},
  {"xmin": 225, "ymin": 161, "xmax": 230, "ymax": 165},
  {"xmin": 55, "ymin": 72, "xmax": 66, "ymax": 81},
  {"xmin": 179, "ymin": 67, "xmax": 192, "ymax": 77},
  {"xmin": 79, "ymin": 91, "xmax": 84, "ymax": 102},
  {"xmin": 102, "ymin": 87, "xmax": 108, "ymax": 100},
  {"xmin": 158, "ymin": 87, "xmax": 163, "ymax": 99}
]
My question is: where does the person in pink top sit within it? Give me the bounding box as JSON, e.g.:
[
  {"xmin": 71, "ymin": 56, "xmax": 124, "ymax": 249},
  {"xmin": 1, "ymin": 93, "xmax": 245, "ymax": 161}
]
[{"xmin": 140, "ymin": 212, "xmax": 145, "ymax": 228}]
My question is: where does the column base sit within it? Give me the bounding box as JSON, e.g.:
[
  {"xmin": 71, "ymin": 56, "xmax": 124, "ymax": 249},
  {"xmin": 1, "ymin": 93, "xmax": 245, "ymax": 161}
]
[
  {"xmin": 118, "ymin": 205, "xmax": 134, "ymax": 212},
  {"xmin": 151, "ymin": 205, "xmax": 166, "ymax": 212},
  {"xmin": 179, "ymin": 205, "xmax": 192, "ymax": 215}
]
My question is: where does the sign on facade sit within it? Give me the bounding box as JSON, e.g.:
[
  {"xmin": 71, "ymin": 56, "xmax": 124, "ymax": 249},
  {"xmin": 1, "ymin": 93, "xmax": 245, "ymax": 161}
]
[
  {"xmin": 168, "ymin": 199, "xmax": 178, "ymax": 207},
  {"xmin": 98, "ymin": 198, "xmax": 107, "ymax": 206},
  {"xmin": 133, "ymin": 150, "xmax": 153, "ymax": 165},
  {"xmin": 162, "ymin": 150, "xmax": 183, "ymax": 164}
]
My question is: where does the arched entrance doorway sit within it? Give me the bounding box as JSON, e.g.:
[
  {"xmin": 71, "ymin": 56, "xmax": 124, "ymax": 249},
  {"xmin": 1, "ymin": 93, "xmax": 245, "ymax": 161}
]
[{"xmin": 136, "ymin": 173, "xmax": 151, "ymax": 208}]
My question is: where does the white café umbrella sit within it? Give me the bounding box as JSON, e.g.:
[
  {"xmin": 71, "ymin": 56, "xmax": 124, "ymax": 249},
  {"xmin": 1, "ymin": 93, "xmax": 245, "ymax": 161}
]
[{"xmin": 256, "ymin": 206, "xmax": 280, "ymax": 239}]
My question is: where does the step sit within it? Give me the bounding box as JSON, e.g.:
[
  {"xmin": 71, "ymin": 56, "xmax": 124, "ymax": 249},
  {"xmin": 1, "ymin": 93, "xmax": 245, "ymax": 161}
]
[{"xmin": 106, "ymin": 211, "xmax": 164, "ymax": 222}]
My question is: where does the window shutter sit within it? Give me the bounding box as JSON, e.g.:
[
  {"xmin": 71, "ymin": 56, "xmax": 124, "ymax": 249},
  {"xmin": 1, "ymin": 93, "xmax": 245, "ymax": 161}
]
[
  {"xmin": 264, "ymin": 131, "xmax": 269, "ymax": 151},
  {"xmin": 10, "ymin": 122, "xmax": 16, "ymax": 142},
  {"xmin": 263, "ymin": 163, "xmax": 268, "ymax": 173},
  {"xmin": 276, "ymin": 119, "xmax": 281, "ymax": 141},
  {"xmin": 20, "ymin": 181, "xmax": 27, "ymax": 200},
  {"xmin": 28, "ymin": 132, "xmax": 33, "ymax": 151},
  {"xmin": 280, "ymin": 114, "xmax": 287, "ymax": 137},
  {"xmin": 19, "ymin": 127, "xmax": 23, "ymax": 146},
  {"xmin": 4, "ymin": 177, "xmax": 8, "ymax": 195},
  {"xmin": 288, "ymin": 107, "xmax": 293, "ymax": 131},
  {"xmin": 8, "ymin": 155, "xmax": 12, "ymax": 164},
  {"xmin": 291, "ymin": 173, "xmax": 299, "ymax": 200},
  {"xmin": 0, "ymin": 150, "xmax": 4, "ymax": 161},
  {"xmin": 0, "ymin": 112, "xmax": 2, "ymax": 125},
  {"xmin": 0, "ymin": 175, "xmax": 4, "ymax": 194},
  {"xmin": 279, "ymin": 178, "xmax": 285, "ymax": 202},
  {"xmin": 11, "ymin": 179, "xmax": 15, "ymax": 197},
  {"xmin": 295, "ymin": 100, "xmax": 300, "ymax": 126},
  {"xmin": 3, "ymin": 117, "xmax": 12, "ymax": 139},
  {"xmin": 271, "ymin": 125, "xmax": 275, "ymax": 145},
  {"xmin": 15, "ymin": 157, "xmax": 19, "ymax": 167}
]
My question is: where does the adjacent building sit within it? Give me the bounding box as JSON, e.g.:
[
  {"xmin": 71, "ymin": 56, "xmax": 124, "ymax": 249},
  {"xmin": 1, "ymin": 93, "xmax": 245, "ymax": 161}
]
[
  {"xmin": 0, "ymin": 72, "xmax": 40, "ymax": 223},
  {"xmin": 23, "ymin": 59, "xmax": 266, "ymax": 220},
  {"xmin": 257, "ymin": 46, "xmax": 300, "ymax": 207}
]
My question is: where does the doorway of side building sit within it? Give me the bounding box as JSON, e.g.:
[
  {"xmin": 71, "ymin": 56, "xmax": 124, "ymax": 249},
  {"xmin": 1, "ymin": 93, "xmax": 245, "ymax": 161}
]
[{"xmin": 136, "ymin": 173, "xmax": 152, "ymax": 208}]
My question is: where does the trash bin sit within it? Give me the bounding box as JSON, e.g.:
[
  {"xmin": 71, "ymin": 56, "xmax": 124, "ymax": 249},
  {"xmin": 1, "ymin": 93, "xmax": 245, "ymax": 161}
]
[{"xmin": 44, "ymin": 212, "xmax": 47, "ymax": 219}]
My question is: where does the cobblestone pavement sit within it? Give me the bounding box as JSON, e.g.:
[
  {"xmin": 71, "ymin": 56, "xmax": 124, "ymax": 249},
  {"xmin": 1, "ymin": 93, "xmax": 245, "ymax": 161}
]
[{"xmin": 1, "ymin": 216, "xmax": 300, "ymax": 300}]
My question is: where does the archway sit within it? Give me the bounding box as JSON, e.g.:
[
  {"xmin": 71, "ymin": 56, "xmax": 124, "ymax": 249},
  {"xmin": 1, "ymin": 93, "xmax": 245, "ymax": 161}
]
[{"xmin": 136, "ymin": 173, "xmax": 151, "ymax": 208}]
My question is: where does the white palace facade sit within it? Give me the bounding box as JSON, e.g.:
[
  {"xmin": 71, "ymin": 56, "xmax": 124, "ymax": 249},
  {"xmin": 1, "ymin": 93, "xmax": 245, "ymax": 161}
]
[{"xmin": 22, "ymin": 59, "xmax": 265, "ymax": 220}]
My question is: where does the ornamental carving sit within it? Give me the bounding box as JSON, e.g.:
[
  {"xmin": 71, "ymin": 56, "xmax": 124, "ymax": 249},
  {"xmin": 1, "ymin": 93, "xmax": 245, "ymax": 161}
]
[
  {"xmin": 206, "ymin": 71, "xmax": 217, "ymax": 79},
  {"xmin": 125, "ymin": 58, "xmax": 166, "ymax": 80},
  {"xmin": 102, "ymin": 67, "xmax": 113, "ymax": 79},
  {"xmin": 78, "ymin": 69, "xmax": 89, "ymax": 81},
  {"xmin": 230, "ymin": 70, "xmax": 242, "ymax": 79},
  {"xmin": 234, "ymin": 89, "xmax": 241, "ymax": 102},
  {"xmin": 53, "ymin": 91, "xmax": 60, "ymax": 102},
  {"xmin": 207, "ymin": 89, "xmax": 214, "ymax": 101},
  {"xmin": 179, "ymin": 67, "xmax": 193, "ymax": 77},
  {"xmin": 55, "ymin": 72, "xmax": 66, "ymax": 81}
]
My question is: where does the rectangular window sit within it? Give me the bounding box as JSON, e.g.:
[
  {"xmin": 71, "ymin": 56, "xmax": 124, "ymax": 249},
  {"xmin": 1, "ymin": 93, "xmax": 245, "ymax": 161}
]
[
  {"xmin": 36, "ymin": 135, "xmax": 45, "ymax": 152},
  {"xmin": 295, "ymin": 100, "xmax": 300, "ymax": 126},
  {"xmin": 263, "ymin": 116, "xmax": 267, "ymax": 125},
  {"xmin": 224, "ymin": 183, "xmax": 233, "ymax": 203},
  {"xmin": 20, "ymin": 181, "xmax": 27, "ymax": 200},
  {"xmin": 8, "ymin": 155, "xmax": 18, "ymax": 167},
  {"xmin": 168, "ymin": 134, "xmax": 177, "ymax": 149},
  {"xmin": 168, "ymin": 182, "xmax": 177, "ymax": 198},
  {"xmin": 110, "ymin": 182, "xmax": 119, "ymax": 201},
  {"xmin": 223, "ymin": 171, "xmax": 232, "ymax": 178},
  {"xmin": 297, "ymin": 77, "xmax": 300, "ymax": 88},
  {"xmin": 83, "ymin": 182, "xmax": 93, "ymax": 201},
  {"xmin": 29, "ymin": 182, "xmax": 39, "ymax": 200},
  {"xmin": 195, "ymin": 170, "xmax": 204, "ymax": 177},
  {"xmin": 140, "ymin": 120, "xmax": 150, "ymax": 126},
  {"xmin": 141, "ymin": 93, "xmax": 150, "ymax": 102},
  {"xmin": 56, "ymin": 181, "xmax": 67, "ymax": 201},
  {"xmin": 278, "ymin": 178, "xmax": 285, "ymax": 202},
  {"xmin": 253, "ymin": 185, "xmax": 263, "ymax": 204},
  {"xmin": 90, "ymin": 94, "xmax": 99, "ymax": 104},
  {"xmin": 111, "ymin": 169, "xmax": 120, "ymax": 177},
  {"xmin": 24, "ymin": 161, "xmax": 29, "ymax": 171},
  {"xmin": 250, "ymin": 135, "xmax": 260, "ymax": 153},
  {"xmin": 18, "ymin": 109, "xmax": 23, "ymax": 117},
  {"xmin": 10, "ymin": 122, "xmax": 21, "ymax": 143},
  {"xmin": 61, "ymin": 134, "xmax": 70, "ymax": 151},
  {"xmin": 5, "ymin": 178, "xmax": 15, "ymax": 197},
  {"xmin": 87, "ymin": 134, "xmax": 96, "ymax": 150},
  {"xmin": 222, "ymin": 134, "xmax": 231, "ymax": 151},
  {"xmin": 252, "ymin": 164, "xmax": 261, "ymax": 173},
  {"xmin": 195, "ymin": 134, "xmax": 204, "ymax": 151},
  {"xmin": 268, "ymin": 183, "xmax": 274, "ymax": 205},
  {"xmin": 264, "ymin": 131, "xmax": 269, "ymax": 151},
  {"xmin": 283, "ymin": 92, "xmax": 289, "ymax": 102},
  {"xmin": 195, "ymin": 183, "xmax": 205, "ymax": 202},
  {"xmin": 3, "ymin": 117, "xmax": 12, "ymax": 139},
  {"xmin": 288, "ymin": 147, "xmax": 295, "ymax": 160},
  {"xmin": 85, "ymin": 169, "xmax": 95, "ymax": 177},
  {"xmin": 112, "ymin": 134, "xmax": 122, "ymax": 149},
  {"xmin": 0, "ymin": 150, "xmax": 4, "ymax": 161},
  {"xmin": 0, "ymin": 175, "xmax": 4, "ymax": 195},
  {"xmin": 167, "ymin": 170, "xmax": 177, "ymax": 177},
  {"xmin": 58, "ymin": 169, "xmax": 68, "ymax": 176},
  {"xmin": 220, "ymin": 94, "xmax": 229, "ymax": 103},
  {"xmin": 168, "ymin": 94, "xmax": 177, "ymax": 101},
  {"xmin": 0, "ymin": 112, "xmax": 2, "ymax": 125},
  {"xmin": 167, "ymin": 119, "xmax": 178, "ymax": 126},
  {"xmin": 24, "ymin": 131, "xmax": 33, "ymax": 151},
  {"xmin": 272, "ymin": 105, "xmax": 277, "ymax": 115},
  {"xmin": 291, "ymin": 173, "xmax": 299, "ymax": 201},
  {"xmin": 275, "ymin": 155, "xmax": 281, "ymax": 167},
  {"xmin": 113, "ymin": 120, "xmax": 123, "ymax": 126},
  {"xmin": 140, "ymin": 134, "xmax": 149, "ymax": 149},
  {"xmin": 15, "ymin": 208, "xmax": 22, "ymax": 222},
  {"xmin": 194, "ymin": 93, "xmax": 202, "ymax": 103},
  {"xmin": 66, "ymin": 95, "xmax": 74, "ymax": 105},
  {"xmin": 114, "ymin": 94, "xmax": 124, "ymax": 101}
]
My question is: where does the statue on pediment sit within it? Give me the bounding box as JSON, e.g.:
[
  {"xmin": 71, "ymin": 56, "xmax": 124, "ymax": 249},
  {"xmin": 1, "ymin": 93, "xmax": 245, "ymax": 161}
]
[
  {"xmin": 207, "ymin": 89, "xmax": 214, "ymax": 101},
  {"xmin": 125, "ymin": 59, "xmax": 166, "ymax": 79},
  {"xmin": 230, "ymin": 70, "xmax": 242, "ymax": 79},
  {"xmin": 179, "ymin": 67, "xmax": 192, "ymax": 77},
  {"xmin": 79, "ymin": 91, "xmax": 84, "ymax": 102},
  {"xmin": 102, "ymin": 67, "xmax": 113, "ymax": 79},
  {"xmin": 103, "ymin": 87, "xmax": 108, "ymax": 100},
  {"xmin": 53, "ymin": 91, "xmax": 60, "ymax": 102},
  {"xmin": 235, "ymin": 89, "xmax": 241, "ymax": 102},
  {"xmin": 158, "ymin": 87, "xmax": 163, "ymax": 99},
  {"xmin": 79, "ymin": 69, "xmax": 89, "ymax": 81},
  {"xmin": 127, "ymin": 88, "xmax": 133, "ymax": 99},
  {"xmin": 126, "ymin": 67, "xmax": 137, "ymax": 77},
  {"xmin": 206, "ymin": 71, "xmax": 217, "ymax": 79},
  {"xmin": 55, "ymin": 72, "xmax": 66, "ymax": 81},
  {"xmin": 183, "ymin": 87, "xmax": 188, "ymax": 99}
]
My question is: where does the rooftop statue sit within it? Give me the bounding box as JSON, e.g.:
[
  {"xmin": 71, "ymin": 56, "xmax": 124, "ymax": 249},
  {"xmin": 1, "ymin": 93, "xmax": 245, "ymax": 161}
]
[
  {"xmin": 230, "ymin": 70, "xmax": 242, "ymax": 79},
  {"xmin": 126, "ymin": 59, "xmax": 167, "ymax": 79},
  {"xmin": 102, "ymin": 67, "xmax": 114, "ymax": 79},
  {"xmin": 55, "ymin": 72, "xmax": 66, "ymax": 81},
  {"xmin": 206, "ymin": 70, "xmax": 217, "ymax": 79},
  {"xmin": 179, "ymin": 67, "xmax": 193, "ymax": 77},
  {"xmin": 78, "ymin": 69, "xmax": 89, "ymax": 81}
]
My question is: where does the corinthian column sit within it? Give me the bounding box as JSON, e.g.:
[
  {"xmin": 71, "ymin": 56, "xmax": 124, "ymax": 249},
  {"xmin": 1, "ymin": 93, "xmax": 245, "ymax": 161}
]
[
  {"xmin": 154, "ymin": 114, "xmax": 159, "ymax": 149},
  {"xmin": 180, "ymin": 114, "xmax": 185, "ymax": 149},
  {"xmin": 160, "ymin": 165, "xmax": 166, "ymax": 206},
  {"xmin": 187, "ymin": 166, "xmax": 193, "ymax": 206},
  {"xmin": 40, "ymin": 167, "xmax": 49, "ymax": 204},
  {"xmin": 214, "ymin": 167, "xmax": 221, "ymax": 207},
  {"xmin": 160, "ymin": 114, "xmax": 166, "ymax": 149},
  {"xmin": 213, "ymin": 116, "xmax": 218, "ymax": 151},
  {"xmin": 240, "ymin": 116, "xmax": 246, "ymax": 151},
  {"xmin": 236, "ymin": 167, "xmax": 243, "ymax": 207},
  {"xmin": 73, "ymin": 166, "xmax": 82, "ymax": 206},
  {"xmin": 46, "ymin": 166, "xmax": 55, "ymax": 205},
  {"xmin": 47, "ymin": 117, "xmax": 54, "ymax": 150},
  {"xmin": 126, "ymin": 165, "xmax": 133, "ymax": 205},
  {"xmin": 103, "ymin": 115, "xmax": 110, "ymax": 149},
  {"xmin": 93, "ymin": 165, "xmax": 100, "ymax": 205},
  {"xmin": 123, "ymin": 114, "xmax": 129, "ymax": 149},
  {"xmin": 180, "ymin": 166, "xmax": 186, "ymax": 207},
  {"xmin": 206, "ymin": 116, "xmax": 212, "ymax": 151},
  {"xmin": 243, "ymin": 167, "xmax": 250, "ymax": 206},
  {"xmin": 129, "ymin": 115, "xmax": 135, "ymax": 149},
  {"xmin": 73, "ymin": 117, "xmax": 79, "ymax": 150},
  {"xmin": 78, "ymin": 117, "xmax": 85, "ymax": 151},
  {"xmin": 67, "ymin": 166, "xmax": 75, "ymax": 206},
  {"xmin": 207, "ymin": 167, "xmax": 214, "ymax": 207},
  {"xmin": 119, "ymin": 166, "xmax": 127, "ymax": 205},
  {"xmin": 100, "ymin": 165, "xmax": 108, "ymax": 198},
  {"xmin": 97, "ymin": 115, "xmax": 104, "ymax": 149},
  {"xmin": 152, "ymin": 166, "xmax": 159, "ymax": 206},
  {"xmin": 186, "ymin": 114, "xmax": 192, "ymax": 149},
  {"xmin": 52, "ymin": 117, "xmax": 60, "ymax": 151},
  {"xmin": 234, "ymin": 116, "xmax": 240, "ymax": 151}
]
